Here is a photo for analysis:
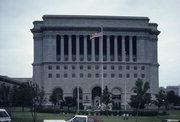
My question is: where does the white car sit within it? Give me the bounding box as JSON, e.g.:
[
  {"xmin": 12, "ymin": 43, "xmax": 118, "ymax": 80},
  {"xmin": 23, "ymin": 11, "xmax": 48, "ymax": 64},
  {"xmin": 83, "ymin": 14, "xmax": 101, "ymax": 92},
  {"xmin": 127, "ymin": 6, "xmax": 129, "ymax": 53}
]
[
  {"xmin": 0, "ymin": 109, "xmax": 11, "ymax": 122},
  {"xmin": 44, "ymin": 115, "xmax": 103, "ymax": 122}
]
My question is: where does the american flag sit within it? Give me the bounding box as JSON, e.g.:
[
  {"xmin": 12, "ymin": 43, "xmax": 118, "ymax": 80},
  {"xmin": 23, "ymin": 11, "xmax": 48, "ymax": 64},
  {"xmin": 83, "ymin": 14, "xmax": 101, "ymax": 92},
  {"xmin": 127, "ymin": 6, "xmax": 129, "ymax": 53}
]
[{"xmin": 90, "ymin": 31, "xmax": 103, "ymax": 39}]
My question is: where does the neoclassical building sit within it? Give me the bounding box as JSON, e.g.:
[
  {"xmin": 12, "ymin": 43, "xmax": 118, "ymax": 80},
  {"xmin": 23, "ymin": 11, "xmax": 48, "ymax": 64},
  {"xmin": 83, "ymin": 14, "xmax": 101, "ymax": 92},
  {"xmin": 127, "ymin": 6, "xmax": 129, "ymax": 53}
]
[{"xmin": 31, "ymin": 15, "xmax": 160, "ymax": 109}]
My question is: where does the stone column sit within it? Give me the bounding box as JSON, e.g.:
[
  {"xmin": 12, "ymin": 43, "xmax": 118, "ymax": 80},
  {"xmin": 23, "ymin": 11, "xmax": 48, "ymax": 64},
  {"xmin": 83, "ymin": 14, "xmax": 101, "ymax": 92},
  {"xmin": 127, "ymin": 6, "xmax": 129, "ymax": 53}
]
[
  {"xmin": 61, "ymin": 35, "xmax": 64, "ymax": 61},
  {"xmin": 107, "ymin": 36, "xmax": 110, "ymax": 61},
  {"xmin": 76, "ymin": 35, "xmax": 79, "ymax": 62},
  {"xmin": 91, "ymin": 38, "xmax": 95, "ymax": 61},
  {"xmin": 129, "ymin": 36, "xmax": 133, "ymax": 62},
  {"xmin": 68, "ymin": 35, "xmax": 72, "ymax": 61},
  {"xmin": 122, "ymin": 36, "xmax": 125, "ymax": 62},
  {"xmin": 84, "ymin": 35, "xmax": 87, "ymax": 61},
  {"xmin": 137, "ymin": 36, "xmax": 145, "ymax": 62},
  {"xmin": 114, "ymin": 36, "xmax": 118, "ymax": 61}
]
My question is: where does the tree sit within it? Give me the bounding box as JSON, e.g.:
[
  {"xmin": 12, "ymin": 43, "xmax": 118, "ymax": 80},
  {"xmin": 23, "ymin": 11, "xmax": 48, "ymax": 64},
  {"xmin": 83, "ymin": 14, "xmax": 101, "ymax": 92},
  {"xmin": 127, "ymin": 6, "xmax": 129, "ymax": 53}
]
[
  {"xmin": 102, "ymin": 86, "xmax": 111, "ymax": 109},
  {"xmin": 29, "ymin": 82, "xmax": 46, "ymax": 122},
  {"xmin": 17, "ymin": 82, "xmax": 34, "ymax": 111},
  {"xmin": 129, "ymin": 79, "xmax": 150, "ymax": 122},
  {"xmin": 167, "ymin": 90, "xmax": 180, "ymax": 106},
  {"xmin": 49, "ymin": 88, "xmax": 63, "ymax": 108},
  {"xmin": 0, "ymin": 84, "xmax": 11, "ymax": 107},
  {"xmin": 65, "ymin": 96, "xmax": 76, "ymax": 111},
  {"xmin": 129, "ymin": 79, "xmax": 150, "ymax": 109},
  {"xmin": 153, "ymin": 89, "xmax": 167, "ymax": 112}
]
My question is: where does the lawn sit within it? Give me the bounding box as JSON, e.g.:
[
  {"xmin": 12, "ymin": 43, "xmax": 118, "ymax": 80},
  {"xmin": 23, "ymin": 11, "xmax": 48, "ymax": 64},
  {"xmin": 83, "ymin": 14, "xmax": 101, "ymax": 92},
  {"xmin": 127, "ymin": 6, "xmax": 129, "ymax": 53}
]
[{"xmin": 11, "ymin": 110, "xmax": 180, "ymax": 122}]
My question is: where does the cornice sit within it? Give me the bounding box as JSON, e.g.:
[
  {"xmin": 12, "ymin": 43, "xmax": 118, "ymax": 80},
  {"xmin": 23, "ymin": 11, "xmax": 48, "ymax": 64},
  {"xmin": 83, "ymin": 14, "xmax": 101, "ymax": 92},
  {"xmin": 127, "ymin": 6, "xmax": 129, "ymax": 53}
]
[{"xmin": 31, "ymin": 26, "xmax": 160, "ymax": 35}]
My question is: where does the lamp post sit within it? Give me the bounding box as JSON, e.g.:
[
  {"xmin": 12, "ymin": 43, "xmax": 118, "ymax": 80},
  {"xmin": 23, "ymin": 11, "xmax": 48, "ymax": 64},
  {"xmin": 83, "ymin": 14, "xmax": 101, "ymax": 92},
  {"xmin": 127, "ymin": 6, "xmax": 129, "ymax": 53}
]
[{"xmin": 124, "ymin": 52, "xmax": 127, "ymax": 111}]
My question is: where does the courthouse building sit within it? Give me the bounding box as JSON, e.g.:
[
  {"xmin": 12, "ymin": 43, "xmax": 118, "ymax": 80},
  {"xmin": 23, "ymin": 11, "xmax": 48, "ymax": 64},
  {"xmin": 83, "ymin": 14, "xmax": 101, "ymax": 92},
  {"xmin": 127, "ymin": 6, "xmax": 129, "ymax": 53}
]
[{"xmin": 31, "ymin": 15, "xmax": 160, "ymax": 109}]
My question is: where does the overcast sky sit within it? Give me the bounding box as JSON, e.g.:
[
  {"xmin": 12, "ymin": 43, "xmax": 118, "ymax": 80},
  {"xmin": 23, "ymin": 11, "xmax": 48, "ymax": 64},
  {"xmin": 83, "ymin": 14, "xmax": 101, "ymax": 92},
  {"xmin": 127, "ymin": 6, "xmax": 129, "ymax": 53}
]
[{"xmin": 0, "ymin": 0, "xmax": 179, "ymax": 87}]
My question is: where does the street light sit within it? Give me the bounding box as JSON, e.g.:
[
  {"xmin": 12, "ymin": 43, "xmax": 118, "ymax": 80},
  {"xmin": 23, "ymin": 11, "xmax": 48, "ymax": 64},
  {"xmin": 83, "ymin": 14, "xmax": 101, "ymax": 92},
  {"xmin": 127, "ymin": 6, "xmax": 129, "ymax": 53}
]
[{"xmin": 124, "ymin": 52, "xmax": 127, "ymax": 111}]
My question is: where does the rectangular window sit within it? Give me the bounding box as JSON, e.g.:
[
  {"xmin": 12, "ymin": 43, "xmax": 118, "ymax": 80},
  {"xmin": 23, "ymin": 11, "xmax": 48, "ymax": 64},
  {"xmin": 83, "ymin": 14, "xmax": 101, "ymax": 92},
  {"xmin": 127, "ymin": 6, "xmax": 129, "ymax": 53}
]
[
  {"xmin": 134, "ymin": 74, "xmax": 137, "ymax": 78},
  {"xmin": 111, "ymin": 65, "xmax": 115, "ymax": 70},
  {"xmin": 103, "ymin": 65, "xmax": 107, "ymax": 70},
  {"xmin": 56, "ymin": 35, "xmax": 61, "ymax": 61},
  {"xmin": 79, "ymin": 35, "xmax": 84, "ymax": 55},
  {"xmin": 64, "ymin": 73, "xmax": 68, "ymax": 78},
  {"xmin": 134, "ymin": 66, "xmax": 137, "ymax": 70},
  {"xmin": 88, "ymin": 73, "xmax": 92, "ymax": 78},
  {"xmin": 88, "ymin": 65, "xmax": 91, "ymax": 70},
  {"xmin": 126, "ymin": 74, "xmax": 130, "ymax": 78},
  {"xmin": 103, "ymin": 73, "xmax": 107, "ymax": 78},
  {"xmin": 141, "ymin": 74, "xmax": 145, "ymax": 78},
  {"xmin": 64, "ymin": 65, "xmax": 68, "ymax": 70},
  {"xmin": 119, "ymin": 74, "xmax": 122, "ymax": 78},
  {"xmin": 141, "ymin": 66, "xmax": 145, "ymax": 70},
  {"xmin": 72, "ymin": 73, "xmax": 76, "ymax": 78},
  {"xmin": 103, "ymin": 35, "xmax": 107, "ymax": 57},
  {"xmin": 56, "ymin": 65, "xmax": 60, "ymax": 70},
  {"xmin": 48, "ymin": 74, "xmax": 52, "ymax": 78},
  {"xmin": 119, "ymin": 66, "xmax": 122, "ymax": 70},
  {"xmin": 111, "ymin": 73, "xmax": 115, "ymax": 78},
  {"xmin": 56, "ymin": 74, "xmax": 60, "ymax": 78},
  {"xmin": 126, "ymin": 66, "xmax": 130, "ymax": 70},
  {"xmin": 95, "ymin": 73, "xmax": 99, "ymax": 78},
  {"xmin": 80, "ymin": 73, "xmax": 84, "ymax": 78},
  {"xmin": 48, "ymin": 65, "xmax": 52, "ymax": 70},
  {"xmin": 95, "ymin": 65, "xmax": 99, "ymax": 70}
]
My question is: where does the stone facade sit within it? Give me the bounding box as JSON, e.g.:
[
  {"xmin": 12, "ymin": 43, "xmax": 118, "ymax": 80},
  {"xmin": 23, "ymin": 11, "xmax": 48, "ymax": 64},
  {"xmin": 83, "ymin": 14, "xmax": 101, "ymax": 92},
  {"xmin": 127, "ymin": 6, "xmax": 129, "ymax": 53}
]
[{"xmin": 31, "ymin": 15, "xmax": 160, "ymax": 109}]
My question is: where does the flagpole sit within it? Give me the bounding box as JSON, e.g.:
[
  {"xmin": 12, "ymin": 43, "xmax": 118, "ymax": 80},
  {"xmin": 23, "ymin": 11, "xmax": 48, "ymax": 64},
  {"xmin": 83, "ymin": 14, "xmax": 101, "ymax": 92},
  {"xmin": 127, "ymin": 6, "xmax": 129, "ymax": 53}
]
[{"xmin": 100, "ymin": 25, "xmax": 104, "ymax": 110}]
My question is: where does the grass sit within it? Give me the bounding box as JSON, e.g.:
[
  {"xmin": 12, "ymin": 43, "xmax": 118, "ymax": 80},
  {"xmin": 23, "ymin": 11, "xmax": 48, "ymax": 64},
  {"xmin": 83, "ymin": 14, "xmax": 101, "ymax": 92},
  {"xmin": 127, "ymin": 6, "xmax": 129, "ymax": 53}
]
[{"xmin": 11, "ymin": 109, "xmax": 180, "ymax": 122}]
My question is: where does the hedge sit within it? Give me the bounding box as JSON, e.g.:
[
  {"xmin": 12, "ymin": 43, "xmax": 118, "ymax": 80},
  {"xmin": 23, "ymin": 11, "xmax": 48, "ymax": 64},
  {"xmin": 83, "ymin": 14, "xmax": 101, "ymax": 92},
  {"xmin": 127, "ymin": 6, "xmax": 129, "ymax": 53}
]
[{"xmin": 38, "ymin": 108, "xmax": 167, "ymax": 116}]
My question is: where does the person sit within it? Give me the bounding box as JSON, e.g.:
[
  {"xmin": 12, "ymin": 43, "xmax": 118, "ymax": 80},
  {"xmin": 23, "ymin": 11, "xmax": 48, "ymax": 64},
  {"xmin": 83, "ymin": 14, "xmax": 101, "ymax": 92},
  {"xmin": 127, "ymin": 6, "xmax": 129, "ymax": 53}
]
[
  {"xmin": 122, "ymin": 113, "xmax": 126, "ymax": 120},
  {"xmin": 126, "ymin": 113, "xmax": 129, "ymax": 120}
]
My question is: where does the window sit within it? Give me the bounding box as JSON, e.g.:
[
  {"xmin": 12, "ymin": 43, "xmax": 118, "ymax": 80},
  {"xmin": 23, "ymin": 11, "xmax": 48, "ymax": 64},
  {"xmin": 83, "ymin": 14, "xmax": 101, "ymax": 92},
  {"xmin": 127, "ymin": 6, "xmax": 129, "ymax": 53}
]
[
  {"xmin": 80, "ymin": 73, "xmax": 84, "ymax": 78},
  {"xmin": 88, "ymin": 65, "xmax": 91, "ymax": 70},
  {"xmin": 48, "ymin": 74, "xmax": 52, "ymax": 78},
  {"xmin": 111, "ymin": 65, "xmax": 115, "ymax": 70},
  {"xmin": 119, "ymin": 74, "xmax": 122, "ymax": 78},
  {"xmin": 72, "ymin": 65, "xmax": 76, "ymax": 70},
  {"xmin": 141, "ymin": 74, "xmax": 145, "ymax": 78},
  {"xmin": 64, "ymin": 73, "xmax": 68, "ymax": 78},
  {"xmin": 73, "ymin": 117, "xmax": 86, "ymax": 122},
  {"xmin": 72, "ymin": 73, "xmax": 76, "ymax": 78},
  {"xmin": 88, "ymin": 73, "xmax": 92, "ymax": 78},
  {"xmin": 111, "ymin": 73, "xmax": 115, "ymax": 78},
  {"xmin": 56, "ymin": 74, "xmax": 60, "ymax": 78},
  {"xmin": 64, "ymin": 65, "xmax": 68, "ymax": 70},
  {"xmin": 141, "ymin": 66, "xmax": 145, "ymax": 70},
  {"xmin": 95, "ymin": 73, "xmax": 99, "ymax": 78},
  {"xmin": 80, "ymin": 65, "xmax": 83, "ymax": 70},
  {"xmin": 103, "ymin": 65, "xmax": 107, "ymax": 70},
  {"xmin": 126, "ymin": 74, "xmax": 130, "ymax": 78},
  {"xmin": 56, "ymin": 35, "xmax": 61, "ymax": 61},
  {"xmin": 103, "ymin": 73, "xmax": 107, "ymax": 78},
  {"xmin": 126, "ymin": 65, "xmax": 130, "ymax": 70},
  {"xmin": 118, "ymin": 66, "xmax": 122, "ymax": 70},
  {"xmin": 134, "ymin": 66, "xmax": 137, "ymax": 70},
  {"xmin": 134, "ymin": 74, "xmax": 137, "ymax": 78},
  {"xmin": 95, "ymin": 65, "xmax": 99, "ymax": 70},
  {"xmin": 88, "ymin": 118, "xmax": 94, "ymax": 122},
  {"xmin": 56, "ymin": 65, "xmax": 60, "ymax": 70},
  {"xmin": 48, "ymin": 65, "xmax": 52, "ymax": 70}
]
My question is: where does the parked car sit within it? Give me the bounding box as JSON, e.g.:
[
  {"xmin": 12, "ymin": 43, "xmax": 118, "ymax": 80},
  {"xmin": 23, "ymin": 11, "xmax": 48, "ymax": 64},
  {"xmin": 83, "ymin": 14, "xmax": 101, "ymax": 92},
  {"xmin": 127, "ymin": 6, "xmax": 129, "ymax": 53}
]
[
  {"xmin": 44, "ymin": 115, "xmax": 103, "ymax": 122},
  {"xmin": 0, "ymin": 109, "xmax": 11, "ymax": 122}
]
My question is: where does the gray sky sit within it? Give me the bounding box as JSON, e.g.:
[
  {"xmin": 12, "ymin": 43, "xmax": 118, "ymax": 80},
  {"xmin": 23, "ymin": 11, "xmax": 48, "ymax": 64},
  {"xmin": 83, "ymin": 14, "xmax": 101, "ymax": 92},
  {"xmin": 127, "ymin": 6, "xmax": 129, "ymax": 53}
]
[{"xmin": 0, "ymin": 0, "xmax": 180, "ymax": 87}]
